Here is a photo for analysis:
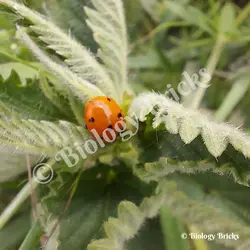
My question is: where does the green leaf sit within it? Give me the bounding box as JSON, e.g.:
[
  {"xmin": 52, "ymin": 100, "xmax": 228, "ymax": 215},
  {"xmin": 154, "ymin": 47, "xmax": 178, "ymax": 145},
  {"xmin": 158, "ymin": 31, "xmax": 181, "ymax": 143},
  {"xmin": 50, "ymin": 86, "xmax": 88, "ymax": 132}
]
[
  {"xmin": 0, "ymin": 103, "xmax": 89, "ymax": 155},
  {"xmin": 68, "ymin": 94, "xmax": 85, "ymax": 126},
  {"xmin": 39, "ymin": 73, "xmax": 74, "ymax": 119},
  {"xmin": 45, "ymin": 0, "xmax": 97, "ymax": 50},
  {"xmin": 215, "ymin": 76, "xmax": 250, "ymax": 122},
  {"xmin": 162, "ymin": 173, "xmax": 250, "ymax": 249},
  {"xmin": 0, "ymin": 70, "xmax": 70, "ymax": 121},
  {"xmin": 127, "ymin": 218, "xmax": 165, "ymax": 250},
  {"xmin": 40, "ymin": 165, "xmax": 161, "ymax": 250},
  {"xmin": 85, "ymin": 0, "xmax": 128, "ymax": 101},
  {"xmin": 167, "ymin": 174, "xmax": 248, "ymax": 222},
  {"xmin": 0, "ymin": 0, "xmax": 118, "ymax": 101},
  {"xmin": 130, "ymin": 93, "xmax": 250, "ymax": 186},
  {"xmin": 0, "ymin": 11, "xmax": 16, "ymax": 29},
  {"xmin": 0, "ymin": 62, "xmax": 38, "ymax": 84},
  {"xmin": 0, "ymin": 148, "xmax": 39, "ymax": 183},
  {"xmin": 134, "ymin": 157, "xmax": 215, "ymax": 183},
  {"xmin": 179, "ymin": 173, "xmax": 250, "ymax": 223},
  {"xmin": 219, "ymin": 3, "xmax": 236, "ymax": 34},
  {"xmin": 0, "ymin": 212, "xmax": 30, "ymax": 250},
  {"xmin": 167, "ymin": 1, "xmax": 214, "ymax": 35},
  {"xmin": 19, "ymin": 220, "xmax": 43, "ymax": 250},
  {"xmin": 157, "ymin": 180, "xmax": 250, "ymax": 250},
  {"xmin": 17, "ymin": 27, "xmax": 105, "ymax": 101},
  {"xmin": 160, "ymin": 205, "xmax": 190, "ymax": 250},
  {"xmin": 89, "ymin": 178, "xmax": 250, "ymax": 250},
  {"xmin": 140, "ymin": 0, "xmax": 160, "ymax": 22}
]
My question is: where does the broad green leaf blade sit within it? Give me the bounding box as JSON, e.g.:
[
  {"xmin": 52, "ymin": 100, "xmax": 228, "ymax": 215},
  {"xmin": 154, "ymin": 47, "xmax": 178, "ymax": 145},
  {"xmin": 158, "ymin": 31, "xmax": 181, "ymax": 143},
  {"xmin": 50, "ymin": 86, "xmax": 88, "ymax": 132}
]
[
  {"xmin": 160, "ymin": 205, "xmax": 190, "ymax": 250},
  {"xmin": 127, "ymin": 219, "xmax": 165, "ymax": 250},
  {"xmin": 0, "ymin": 0, "xmax": 118, "ymax": 101},
  {"xmin": 0, "ymin": 104, "xmax": 89, "ymax": 155},
  {"xmin": 215, "ymin": 77, "xmax": 250, "ymax": 122},
  {"xmin": 0, "ymin": 147, "xmax": 40, "ymax": 183},
  {"xmin": 164, "ymin": 173, "xmax": 250, "ymax": 249},
  {"xmin": 167, "ymin": 174, "xmax": 249, "ymax": 223},
  {"xmin": 39, "ymin": 73, "xmax": 74, "ymax": 119},
  {"xmin": 0, "ymin": 212, "xmax": 30, "ymax": 250},
  {"xmin": 129, "ymin": 93, "xmax": 250, "ymax": 186},
  {"xmin": 167, "ymin": 1, "xmax": 214, "ymax": 35},
  {"xmin": 0, "ymin": 70, "xmax": 69, "ymax": 121},
  {"xmin": 68, "ymin": 94, "xmax": 85, "ymax": 126},
  {"xmin": 17, "ymin": 27, "xmax": 105, "ymax": 101},
  {"xmin": 134, "ymin": 157, "xmax": 215, "ymax": 183},
  {"xmin": 19, "ymin": 220, "xmax": 43, "ymax": 250},
  {"xmin": 0, "ymin": 70, "xmax": 74, "ymax": 182},
  {"xmin": 140, "ymin": 0, "xmax": 160, "ymax": 22},
  {"xmin": 157, "ymin": 180, "xmax": 250, "ymax": 250},
  {"xmin": 0, "ymin": 150, "xmax": 29, "ymax": 183},
  {"xmin": 40, "ymin": 165, "xmax": 163, "ymax": 250},
  {"xmin": 219, "ymin": 3, "xmax": 236, "ymax": 34},
  {"xmin": 89, "ymin": 178, "xmax": 250, "ymax": 250},
  {"xmin": 0, "ymin": 62, "xmax": 38, "ymax": 84},
  {"xmin": 45, "ymin": 0, "xmax": 97, "ymax": 50},
  {"xmin": 85, "ymin": 0, "xmax": 128, "ymax": 100}
]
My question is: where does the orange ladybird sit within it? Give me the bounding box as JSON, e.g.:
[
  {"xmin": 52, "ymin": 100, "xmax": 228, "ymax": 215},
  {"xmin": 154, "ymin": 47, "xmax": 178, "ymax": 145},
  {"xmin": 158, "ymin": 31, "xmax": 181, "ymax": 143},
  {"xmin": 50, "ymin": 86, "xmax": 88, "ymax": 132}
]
[{"xmin": 84, "ymin": 96, "xmax": 124, "ymax": 142}]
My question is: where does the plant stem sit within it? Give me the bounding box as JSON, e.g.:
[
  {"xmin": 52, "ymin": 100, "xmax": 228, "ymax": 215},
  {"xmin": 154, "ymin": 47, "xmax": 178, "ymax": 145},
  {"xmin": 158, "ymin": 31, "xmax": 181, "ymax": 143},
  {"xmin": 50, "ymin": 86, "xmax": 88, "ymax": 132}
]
[
  {"xmin": 0, "ymin": 159, "xmax": 55, "ymax": 229},
  {"xmin": 190, "ymin": 35, "xmax": 225, "ymax": 109},
  {"xmin": 0, "ymin": 50, "xmax": 59, "ymax": 79},
  {"xmin": 26, "ymin": 154, "xmax": 38, "ymax": 220},
  {"xmin": 215, "ymin": 78, "xmax": 250, "ymax": 121},
  {"xmin": 130, "ymin": 21, "xmax": 189, "ymax": 51},
  {"xmin": 0, "ymin": 179, "xmax": 38, "ymax": 230},
  {"xmin": 19, "ymin": 220, "xmax": 43, "ymax": 250},
  {"xmin": 236, "ymin": 3, "xmax": 250, "ymax": 26},
  {"xmin": 0, "ymin": 50, "xmax": 39, "ymax": 70}
]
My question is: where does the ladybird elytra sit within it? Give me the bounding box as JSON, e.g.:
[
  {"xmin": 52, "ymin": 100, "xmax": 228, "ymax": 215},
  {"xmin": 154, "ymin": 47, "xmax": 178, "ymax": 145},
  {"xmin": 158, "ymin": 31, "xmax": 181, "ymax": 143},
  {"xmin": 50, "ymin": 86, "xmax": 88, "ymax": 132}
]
[{"xmin": 84, "ymin": 96, "xmax": 124, "ymax": 142}]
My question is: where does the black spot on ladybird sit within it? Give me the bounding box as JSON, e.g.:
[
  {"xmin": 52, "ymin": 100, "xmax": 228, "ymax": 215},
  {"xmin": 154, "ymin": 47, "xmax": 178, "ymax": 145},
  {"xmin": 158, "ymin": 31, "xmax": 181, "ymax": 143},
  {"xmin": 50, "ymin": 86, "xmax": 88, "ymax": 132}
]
[
  {"xmin": 107, "ymin": 97, "xmax": 111, "ymax": 101},
  {"xmin": 118, "ymin": 112, "xmax": 122, "ymax": 118},
  {"xmin": 89, "ymin": 117, "xmax": 95, "ymax": 122}
]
